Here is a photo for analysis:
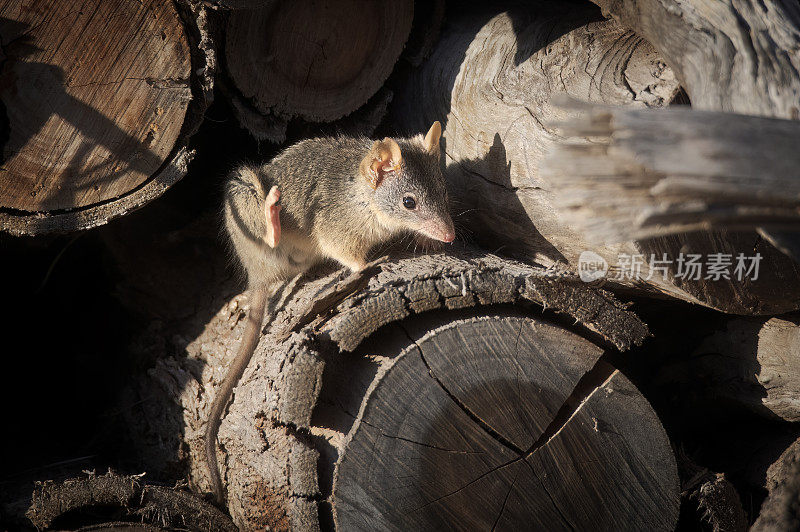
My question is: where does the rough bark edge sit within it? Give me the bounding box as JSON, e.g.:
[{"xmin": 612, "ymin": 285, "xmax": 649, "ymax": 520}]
[
  {"xmin": 25, "ymin": 471, "xmax": 235, "ymax": 532},
  {"xmin": 317, "ymin": 249, "xmax": 649, "ymax": 353},
  {"xmin": 0, "ymin": 0, "xmax": 215, "ymax": 236},
  {"xmin": 265, "ymin": 246, "xmax": 648, "ymax": 432},
  {"xmin": 212, "ymin": 247, "xmax": 649, "ymax": 529},
  {"xmin": 223, "ymin": 83, "xmax": 395, "ymax": 144},
  {"xmin": 752, "ymin": 437, "xmax": 800, "ymax": 531},
  {"xmin": 224, "ymin": 84, "xmax": 289, "ymax": 143},
  {"xmin": 679, "ymin": 455, "xmax": 748, "ymax": 532}
]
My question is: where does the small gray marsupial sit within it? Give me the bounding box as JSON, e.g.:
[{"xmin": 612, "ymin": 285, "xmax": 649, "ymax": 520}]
[{"xmin": 205, "ymin": 121, "xmax": 455, "ymax": 503}]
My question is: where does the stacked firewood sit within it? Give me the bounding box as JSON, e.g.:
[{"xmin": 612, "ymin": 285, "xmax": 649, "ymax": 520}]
[{"xmin": 2, "ymin": 0, "xmax": 799, "ymax": 530}]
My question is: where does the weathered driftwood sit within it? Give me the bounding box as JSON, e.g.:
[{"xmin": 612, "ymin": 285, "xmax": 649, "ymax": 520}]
[
  {"xmin": 222, "ymin": 0, "xmax": 413, "ymax": 142},
  {"xmin": 122, "ymin": 246, "xmax": 682, "ymax": 530},
  {"xmin": 391, "ymin": 2, "xmax": 685, "ymax": 297},
  {"xmin": 0, "ymin": 0, "xmax": 214, "ymax": 235},
  {"xmin": 588, "ymin": 0, "xmax": 800, "ymax": 119},
  {"xmin": 542, "ymin": 100, "xmax": 800, "ymax": 315},
  {"xmin": 654, "ymin": 315, "xmax": 800, "ymax": 422},
  {"xmin": 24, "ymin": 471, "xmax": 235, "ymax": 531}
]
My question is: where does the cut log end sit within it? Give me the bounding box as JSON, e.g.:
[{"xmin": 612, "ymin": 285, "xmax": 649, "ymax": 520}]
[
  {"xmin": 224, "ymin": 0, "xmax": 413, "ymax": 123},
  {"xmin": 0, "ymin": 0, "xmax": 212, "ymax": 235},
  {"xmin": 329, "ymin": 313, "xmax": 680, "ymax": 530}
]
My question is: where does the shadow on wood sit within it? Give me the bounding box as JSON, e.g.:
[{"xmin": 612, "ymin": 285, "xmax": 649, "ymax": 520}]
[{"xmin": 331, "ymin": 312, "xmax": 679, "ymax": 530}]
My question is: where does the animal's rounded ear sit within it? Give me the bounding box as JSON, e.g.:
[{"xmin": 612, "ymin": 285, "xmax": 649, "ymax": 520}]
[
  {"xmin": 359, "ymin": 138, "xmax": 403, "ymax": 189},
  {"xmin": 423, "ymin": 121, "xmax": 442, "ymax": 158}
]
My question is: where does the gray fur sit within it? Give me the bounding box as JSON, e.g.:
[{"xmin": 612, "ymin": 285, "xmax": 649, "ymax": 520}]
[{"xmin": 224, "ymin": 135, "xmax": 452, "ymax": 277}]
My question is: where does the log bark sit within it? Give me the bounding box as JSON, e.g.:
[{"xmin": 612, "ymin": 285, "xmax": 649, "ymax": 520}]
[
  {"xmin": 752, "ymin": 437, "xmax": 800, "ymax": 531},
  {"xmin": 222, "ymin": 0, "xmax": 413, "ymax": 142},
  {"xmin": 120, "ymin": 246, "xmax": 682, "ymax": 530},
  {"xmin": 23, "ymin": 471, "xmax": 236, "ymax": 531},
  {"xmin": 393, "ymin": 0, "xmax": 800, "ymax": 314},
  {"xmin": 588, "ymin": 0, "xmax": 800, "ymax": 119},
  {"xmin": 391, "ymin": 2, "xmax": 690, "ymax": 300},
  {"xmin": 654, "ymin": 314, "xmax": 800, "ymax": 422},
  {"xmin": 0, "ymin": 0, "xmax": 214, "ymax": 235}
]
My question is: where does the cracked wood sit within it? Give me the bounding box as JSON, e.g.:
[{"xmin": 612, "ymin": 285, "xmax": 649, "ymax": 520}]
[
  {"xmin": 543, "ymin": 101, "xmax": 800, "ymax": 314},
  {"xmin": 391, "ymin": 1, "xmax": 688, "ymax": 303},
  {"xmin": 550, "ymin": 0, "xmax": 800, "ymax": 314},
  {"xmin": 332, "ymin": 314, "xmax": 679, "ymax": 530},
  {"xmin": 0, "ymin": 0, "xmax": 214, "ymax": 235},
  {"xmin": 127, "ymin": 246, "xmax": 657, "ymax": 530}
]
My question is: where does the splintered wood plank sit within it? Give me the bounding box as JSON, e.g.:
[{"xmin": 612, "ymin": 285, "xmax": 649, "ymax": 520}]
[
  {"xmin": 0, "ymin": 0, "xmax": 196, "ymax": 224},
  {"xmin": 333, "ymin": 314, "xmax": 679, "ymax": 530}
]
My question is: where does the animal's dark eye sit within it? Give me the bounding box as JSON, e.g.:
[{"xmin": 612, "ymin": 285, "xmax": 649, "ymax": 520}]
[{"xmin": 403, "ymin": 195, "xmax": 416, "ymax": 210}]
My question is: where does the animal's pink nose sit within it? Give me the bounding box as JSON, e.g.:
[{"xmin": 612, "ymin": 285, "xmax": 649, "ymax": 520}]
[{"xmin": 441, "ymin": 231, "xmax": 455, "ymax": 243}]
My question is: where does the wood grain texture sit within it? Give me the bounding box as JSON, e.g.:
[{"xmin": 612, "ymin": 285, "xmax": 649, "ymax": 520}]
[
  {"xmin": 128, "ymin": 247, "xmax": 648, "ymax": 530},
  {"xmin": 395, "ymin": 0, "xmax": 800, "ymax": 314},
  {"xmin": 332, "ymin": 316, "xmax": 678, "ymax": 530},
  {"xmin": 566, "ymin": 0, "xmax": 800, "ymax": 314},
  {"xmin": 392, "ymin": 2, "xmax": 683, "ymax": 300},
  {"xmin": 543, "ymin": 101, "xmax": 800, "ymax": 314},
  {"xmin": 0, "ymin": 0, "xmax": 214, "ymax": 235},
  {"xmin": 589, "ymin": 0, "xmax": 800, "ymax": 119},
  {"xmin": 123, "ymin": 245, "xmax": 652, "ymax": 530},
  {"xmin": 546, "ymin": 103, "xmax": 800, "ymax": 241},
  {"xmin": 223, "ymin": 0, "xmax": 413, "ymax": 133}
]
